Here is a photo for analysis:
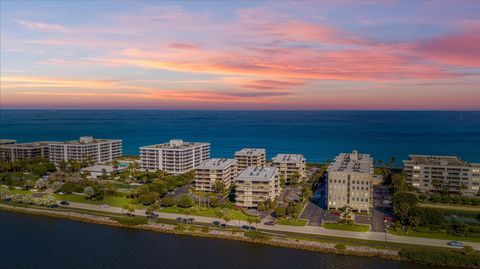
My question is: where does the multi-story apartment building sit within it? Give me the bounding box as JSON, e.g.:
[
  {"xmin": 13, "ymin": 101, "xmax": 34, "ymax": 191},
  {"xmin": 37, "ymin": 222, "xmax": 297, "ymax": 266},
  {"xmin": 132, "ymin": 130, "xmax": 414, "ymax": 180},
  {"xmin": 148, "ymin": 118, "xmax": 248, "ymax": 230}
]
[
  {"xmin": 49, "ymin": 136, "xmax": 122, "ymax": 165},
  {"xmin": 235, "ymin": 166, "xmax": 281, "ymax": 208},
  {"xmin": 234, "ymin": 148, "xmax": 266, "ymax": 171},
  {"xmin": 0, "ymin": 141, "xmax": 52, "ymax": 162},
  {"xmin": 140, "ymin": 139, "xmax": 210, "ymax": 174},
  {"xmin": 403, "ymin": 155, "xmax": 480, "ymax": 196},
  {"xmin": 0, "ymin": 139, "xmax": 16, "ymax": 146},
  {"xmin": 327, "ymin": 150, "xmax": 373, "ymax": 213},
  {"xmin": 195, "ymin": 158, "xmax": 237, "ymax": 192},
  {"xmin": 271, "ymin": 154, "xmax": 306, "ymax": 184}
]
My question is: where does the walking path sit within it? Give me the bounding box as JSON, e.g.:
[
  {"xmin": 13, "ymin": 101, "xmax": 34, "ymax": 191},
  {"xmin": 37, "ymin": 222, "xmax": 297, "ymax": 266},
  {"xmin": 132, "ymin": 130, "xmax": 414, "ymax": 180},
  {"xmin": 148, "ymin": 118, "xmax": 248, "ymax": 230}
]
[{"xmin": 66, "ymin": 202, "xmax": 480, "ymax": 250}]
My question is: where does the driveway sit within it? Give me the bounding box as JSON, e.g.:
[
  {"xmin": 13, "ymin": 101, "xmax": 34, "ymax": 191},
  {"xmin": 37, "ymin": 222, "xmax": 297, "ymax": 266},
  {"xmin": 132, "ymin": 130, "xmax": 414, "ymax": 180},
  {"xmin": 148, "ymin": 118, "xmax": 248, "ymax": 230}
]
[
  {"xmin": 300, "ymin": 201, "xmax": 324, "ymax": 226},
  {"xmin": 371, "ymin": 185, "xmax": 388, "ymax": 232}
]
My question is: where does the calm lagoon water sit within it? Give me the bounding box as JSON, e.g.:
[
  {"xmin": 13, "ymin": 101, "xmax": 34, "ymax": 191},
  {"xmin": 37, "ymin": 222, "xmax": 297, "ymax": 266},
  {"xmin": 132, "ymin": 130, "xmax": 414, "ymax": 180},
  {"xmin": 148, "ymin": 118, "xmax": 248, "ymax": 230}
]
[
  {"xmin": 0, "ymin": 110, "xmax": 479, "ymax": 164},
  {"xmin": 0, "ymin": 211, "xmax": 443, "ymax": 269}
]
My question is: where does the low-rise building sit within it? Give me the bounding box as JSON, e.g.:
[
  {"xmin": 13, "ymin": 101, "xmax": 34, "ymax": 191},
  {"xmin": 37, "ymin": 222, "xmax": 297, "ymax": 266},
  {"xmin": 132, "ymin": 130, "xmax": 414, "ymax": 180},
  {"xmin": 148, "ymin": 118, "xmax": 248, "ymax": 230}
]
[
  {"xmin": 271, "ymin": 154, "xmax": 306, "ymax": 184},
  {"xmin": 49, "ymin": 136, "xmax": 122, "ymax": 165},
  {"xmin": 0, "ymin": 141, "xmax": 52, "ymax": 162},
  {"xmin": 80, "ymin": 164, "xmax": 127, "ymax": 179},
  {"xmin": 235, "ymin": 166, "xmax": 281, "ymax": 208},
  {"xmin": 327, "ymin": 150, "xmax": 373, "ymax": 213},
  {"xmin": 195, "ymin": 158, "xmax": 237, "ymax": 192},
  {"xmin": 403, "ymin": 155, "xmax": 480, "ymax": 196},
  {"xmin": 234, "ymin": 148, "xmax": 266, "ymax": 171},
  {"xmin": 140, "ymin": 139, "xmax": 210, "ymax": 174}
]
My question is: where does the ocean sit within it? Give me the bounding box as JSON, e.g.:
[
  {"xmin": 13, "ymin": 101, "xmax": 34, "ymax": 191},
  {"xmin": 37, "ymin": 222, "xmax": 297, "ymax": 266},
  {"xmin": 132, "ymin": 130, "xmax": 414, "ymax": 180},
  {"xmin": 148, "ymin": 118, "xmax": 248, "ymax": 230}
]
[{"xmin": 0, "ymin": 110, "xmax": 479, "ymax": 164}]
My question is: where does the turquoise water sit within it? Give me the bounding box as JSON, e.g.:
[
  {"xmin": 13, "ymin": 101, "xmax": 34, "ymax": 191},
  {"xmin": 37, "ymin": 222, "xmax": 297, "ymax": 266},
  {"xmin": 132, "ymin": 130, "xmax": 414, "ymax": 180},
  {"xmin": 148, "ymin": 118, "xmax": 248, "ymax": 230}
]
[{"xmin": 0, "ymin": 110, "xmax": 479, "ymax": 164}]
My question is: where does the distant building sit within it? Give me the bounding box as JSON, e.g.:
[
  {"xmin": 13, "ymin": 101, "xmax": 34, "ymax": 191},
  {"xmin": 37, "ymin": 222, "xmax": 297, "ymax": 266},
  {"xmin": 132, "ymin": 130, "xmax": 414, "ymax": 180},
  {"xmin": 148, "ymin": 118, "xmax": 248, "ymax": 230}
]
[
  {"xmin": 0, "ymin": 139, "xmax": 16, "ymax": 146},
  {"xmin": 235, "ymin": 166, "xmax": 281, "ymax": 208},
  {"xmin": 140, "ymin": 139, "xmax": 210, "ymax": 174},
  {"xmin": 327, "ymin": 150, "xmax": 373, "ymax": 213},
  {"xmin": 403, "ymin": 155, "xmax": 480, "ymax": 196},
  {"xmin": 0, "ymin": 141, "xmax": 52, "ymax": 162},
  {"xmin": 234, "ymin": 148, "xmax": 266, "ymax": 171},
  {"xmin": 271, "ymin": 154, "xmax": 306, "ymax": 184},
  {"xmin": 49, "ymin": 136, "xmax": 122, "ymax": 165},
  {"xmin": 195, "ymin": 158, "xmax": 237, "ymax": 192},
  {"xmin": 80, "ymin": 164, "xmax": 127, "ymax": 179}
]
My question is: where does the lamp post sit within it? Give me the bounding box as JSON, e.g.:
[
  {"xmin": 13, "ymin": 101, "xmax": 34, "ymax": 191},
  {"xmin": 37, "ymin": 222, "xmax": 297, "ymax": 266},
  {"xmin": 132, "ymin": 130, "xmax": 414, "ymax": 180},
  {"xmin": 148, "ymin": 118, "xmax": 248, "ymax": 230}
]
[{"xmin": 384, "ymin": 219, "xmax": 389, "ymax": 249}]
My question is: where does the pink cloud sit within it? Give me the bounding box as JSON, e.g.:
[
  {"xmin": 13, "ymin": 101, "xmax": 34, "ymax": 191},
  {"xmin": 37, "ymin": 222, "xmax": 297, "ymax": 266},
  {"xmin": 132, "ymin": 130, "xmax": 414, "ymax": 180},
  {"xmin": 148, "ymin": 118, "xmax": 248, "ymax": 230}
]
[{"xmin": 15, "ymin": 19, "xmax": 72, "ymax": 33}]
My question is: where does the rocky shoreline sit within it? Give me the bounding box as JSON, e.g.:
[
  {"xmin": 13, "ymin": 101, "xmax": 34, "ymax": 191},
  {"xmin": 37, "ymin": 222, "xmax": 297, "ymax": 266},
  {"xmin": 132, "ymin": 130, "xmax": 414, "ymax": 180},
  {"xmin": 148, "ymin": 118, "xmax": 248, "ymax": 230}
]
[{"xmin": 0, "ymin": 203, "xmax": 399, "ymax": 261}]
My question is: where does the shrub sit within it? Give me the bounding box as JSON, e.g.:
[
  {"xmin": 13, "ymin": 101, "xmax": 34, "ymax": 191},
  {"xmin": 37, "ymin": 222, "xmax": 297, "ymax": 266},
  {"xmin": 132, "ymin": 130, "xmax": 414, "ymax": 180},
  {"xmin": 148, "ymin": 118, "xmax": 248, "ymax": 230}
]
[
  {"xmin": 461, "ymin": 197, "xmax": 471, "ymax": 205},
  {"xmin": 113, "ymin": 216, "xmax": 148, "ymax": 226},
  {"xmin": 441, "ymin": 195, "xmax": 452, "ymax": 204},
  {"xmin": 418, "ymin": 194, "xmax": 428, "ymax": 201},
  {"xmin": 451, "ymin": 195, "xmax": 461, "ymax": 204},
  {"xmin": 139, "ymin": 192, "xmax": 159, "ymax": 205},
  {"xmin": 471, "ymin": 198, "xmax": 480, "ymax": 206},
  {"xmin": 244, "ymin": 231, "xmax": 272, "ymax": 240},
  {"xmin": 177, "ymin": 194, "xmax": 194, "ymax": 208},
  {"xmin": 160, "ymin": 196, "xmax": 177, "ymax": 207},
  {"xmin": 274, "ymin": 206, "xmax": 287, "ymax": 218},
  {"xmin": 399, "ymin": 247, "xmax": 480, "ymax": 268},
  {"xmin": 430, "ymin": 194, "xmax": 441, "ymax": 203},
  {"xmin": 209, "ymin": 196, "xmax": 219, "ymax": 208},
  {"xmin": 335, "ymin": 244, "xmax": 347, "ymax": 250}
]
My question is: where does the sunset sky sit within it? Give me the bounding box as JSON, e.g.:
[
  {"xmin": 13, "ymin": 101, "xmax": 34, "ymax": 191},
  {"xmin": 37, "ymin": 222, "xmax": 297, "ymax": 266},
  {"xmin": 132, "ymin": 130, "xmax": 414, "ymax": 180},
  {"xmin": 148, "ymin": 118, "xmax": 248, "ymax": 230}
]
[{"xmin": 1, "ymin": 1, "xmax": 479, "ymax": 110}]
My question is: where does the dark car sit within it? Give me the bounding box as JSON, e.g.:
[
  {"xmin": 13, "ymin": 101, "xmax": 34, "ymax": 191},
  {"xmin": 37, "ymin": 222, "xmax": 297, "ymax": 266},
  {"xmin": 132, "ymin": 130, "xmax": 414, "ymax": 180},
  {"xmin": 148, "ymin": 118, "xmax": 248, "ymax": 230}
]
[
  {"xmin": 220, "ymin": 223, "xmax": 227, "ymax": 229},
  {"xmin": 60, "ymin": 201, "xmax": 70, "ymax": 206},
  {"xmin": 212, "ymin": 221, "xmax": 221, "ymax": 226},
  {"xmin": 241, "ymin": 225, "xmax": 250, "ymax": 230}
]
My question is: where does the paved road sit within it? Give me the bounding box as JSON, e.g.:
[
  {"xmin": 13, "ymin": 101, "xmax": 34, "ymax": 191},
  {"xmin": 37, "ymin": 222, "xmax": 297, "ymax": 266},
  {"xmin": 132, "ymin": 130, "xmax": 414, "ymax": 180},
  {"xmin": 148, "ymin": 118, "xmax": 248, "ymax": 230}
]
[
  {"xmin": 300, "ymin": 201, "xmax": 324, "ymax": 226},
  {"xmin": 64, "ymin": 201, "xmax": 480, "ymax": 250}
]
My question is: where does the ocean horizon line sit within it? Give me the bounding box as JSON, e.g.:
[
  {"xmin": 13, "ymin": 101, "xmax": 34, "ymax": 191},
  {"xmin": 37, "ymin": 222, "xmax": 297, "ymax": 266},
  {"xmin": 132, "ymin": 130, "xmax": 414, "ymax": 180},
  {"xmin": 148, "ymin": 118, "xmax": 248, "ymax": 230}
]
[{"xmin": 1, "ymin": 109, "xmax": 479, "ymax": 112}]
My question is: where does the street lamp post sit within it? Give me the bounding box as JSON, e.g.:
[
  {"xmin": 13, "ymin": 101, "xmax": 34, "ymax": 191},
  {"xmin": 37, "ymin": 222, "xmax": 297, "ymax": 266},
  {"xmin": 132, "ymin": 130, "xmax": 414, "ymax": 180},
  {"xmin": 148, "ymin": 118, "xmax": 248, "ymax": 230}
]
[{"xmin": 384, "ymin": 219, "xmax": 389, "ymax": 249}]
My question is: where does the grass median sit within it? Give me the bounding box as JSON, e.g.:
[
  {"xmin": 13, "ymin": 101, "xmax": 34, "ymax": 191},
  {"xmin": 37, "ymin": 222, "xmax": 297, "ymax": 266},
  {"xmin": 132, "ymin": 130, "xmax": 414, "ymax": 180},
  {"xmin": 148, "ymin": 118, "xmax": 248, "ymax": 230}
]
[{"xmin": 322, "ymin": 223, "xmax": 370, "ymax": 232}]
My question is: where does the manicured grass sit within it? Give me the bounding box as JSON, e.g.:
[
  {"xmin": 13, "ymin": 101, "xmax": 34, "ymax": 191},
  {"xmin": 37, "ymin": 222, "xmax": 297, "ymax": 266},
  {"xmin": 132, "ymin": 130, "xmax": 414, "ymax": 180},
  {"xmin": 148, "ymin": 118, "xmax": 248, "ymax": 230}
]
[
  {"xmin": 389, "ymin": 228, "xmax": 480, "ymax": 243},
  {"xmin": 322, "ymin": 223, "xmax": 370, "ymax": 232},
  {"xmin": 3, "ymin": 188, "xmax": 37, "ymax": 195},
  {"xmin": 277, "ymin": 218, "xmax": 308, "ymax": 226},
  {"xmin": 54, "ymin": 194, "xmax": 142, "ymax": 208},
  {"xmin": 418, "ymin": 202, "xmax": 480, "ymax": 212},
  {"xmin": 160, "ymin": 206, "xmax": 250, "ymax": 221}
]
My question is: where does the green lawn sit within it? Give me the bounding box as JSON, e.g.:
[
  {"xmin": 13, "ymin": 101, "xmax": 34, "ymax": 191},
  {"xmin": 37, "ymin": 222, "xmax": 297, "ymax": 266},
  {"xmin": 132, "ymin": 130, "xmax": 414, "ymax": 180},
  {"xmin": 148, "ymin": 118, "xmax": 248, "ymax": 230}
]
[
  {"xmin": 160, "ymin": 206, "xmax": 250, "ymax": 221},
  {"xmin": 2, "ymin": 188, "xmax": 37, "ymax": 195},
  {"xmin": 322, "ymin": 223, "xmax": 370, "ymax": 232},
  {"xmin": 54, "ymin": 194, "xmax": 142, "ymax": 208},
  {"xmin": 277, "ymin": 218, "xmax": 308, "ymax": 226},
  {"xmin": 389, "ymin": 228, "xmax": 480, "ymax": 243}
]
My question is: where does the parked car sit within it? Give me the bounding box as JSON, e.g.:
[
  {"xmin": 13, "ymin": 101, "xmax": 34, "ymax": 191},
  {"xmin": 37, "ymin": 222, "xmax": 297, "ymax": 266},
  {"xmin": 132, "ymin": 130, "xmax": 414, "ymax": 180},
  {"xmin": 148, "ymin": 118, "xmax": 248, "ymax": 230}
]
[
  {"xmin": 60, "ymin": 201, "xmax": 70, "ymax": 206},
  {"xmin": 383, "ymin": 216, "xmax": 394, "ymax": 222},
  {"xmin": 264, "ymin": 221, "xmax": 275, "ymax": 226},
  {"xmin": 447, "ymin": 241, "xmax": 464, "ymax": 247},
  {"xmin": 212, "ymin": 221, "xmax": 221, "ymax": 226},
  {"xmin": 241, "ymin": 225, "xmax": 250, "ymax": 230},
  {"xmin": 220, "ymin": 223, "xmax": 227, "ymax": 229}
]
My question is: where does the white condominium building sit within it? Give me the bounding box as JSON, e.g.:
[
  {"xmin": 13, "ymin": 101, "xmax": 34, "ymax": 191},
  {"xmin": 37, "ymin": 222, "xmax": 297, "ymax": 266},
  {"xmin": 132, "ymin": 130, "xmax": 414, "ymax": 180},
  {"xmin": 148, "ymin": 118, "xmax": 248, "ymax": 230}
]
[
  {"xmin": 327, "ymin": 150, "xmax": 373, "ymax": 213},
  {"xmin": 0, "ymin": 139, "xmax": 16, "ymax": 146},
  {"xmin": 49, "ymin": 136, "xmax": 122, "ymax": 165},
  {"xmin": 235, "ymin": 166, "xmax": 281, "ymax": 208},
  {"xmin": 0, "ymin": 141, "xmax": 52, "ymax": 162},
  {"xmin": 234, "ymin": 148, "xmax": 266, "ymax": 171},
  {"xmin": 195, "ymin": 158, "xmax": 237, "ymax": 192},
  {"xmin": 403, "ymin": 155, "xmax": 480, "ymax": 196},
  {"xmin": 271, "ymin": 154, "xmax": 306, "ymax": 184},
  {"xmin": 140, "ymin": 139, "xmax": 210, "ymax": 174}
]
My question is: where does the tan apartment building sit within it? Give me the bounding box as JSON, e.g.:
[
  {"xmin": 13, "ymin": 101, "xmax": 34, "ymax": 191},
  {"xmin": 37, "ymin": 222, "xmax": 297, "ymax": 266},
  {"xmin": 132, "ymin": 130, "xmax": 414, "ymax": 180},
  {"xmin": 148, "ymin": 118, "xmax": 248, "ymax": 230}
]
[
  {"xmin": 0, "ymin": 141, "xmax": 52, "ymax": 162},
  {"xmin": 49, "ymin": 136, "xmax": 122, "ymax": 165},
  {"xmin": 271, "ymin": 154, "xmax": 306, "ymax": 184},
  {"xmin": 327, "ymin": 150, "xmax": 373, "ymax": 213},
  {"xmin": 195, "ymin": 158, "xmax": 237, "ymax": 192},
  {"xmin": 403, "ymin": 155, "xmax": 480, "ymax": 196},
  {"xmin": 234, "ymin": 148, "xmax": 266, "ymax": 171},
  {"xmin": 0, "ymin": 139, "xmax": 16, "ymax": 146},
  {"xmin": 235, "ymin": 166, "xmax": 281, "ymax": 208},
  {"xmin": 140, "ymin": 139, "xmax": 210, "ymax": 174}
]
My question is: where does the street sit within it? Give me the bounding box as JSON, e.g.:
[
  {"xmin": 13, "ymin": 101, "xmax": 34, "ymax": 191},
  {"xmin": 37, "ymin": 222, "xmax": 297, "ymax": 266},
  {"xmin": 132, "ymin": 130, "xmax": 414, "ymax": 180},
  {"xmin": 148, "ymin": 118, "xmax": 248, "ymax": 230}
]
[{"xmin": 62, "ymin": 201, "xmax": 480, "ymax": 250}]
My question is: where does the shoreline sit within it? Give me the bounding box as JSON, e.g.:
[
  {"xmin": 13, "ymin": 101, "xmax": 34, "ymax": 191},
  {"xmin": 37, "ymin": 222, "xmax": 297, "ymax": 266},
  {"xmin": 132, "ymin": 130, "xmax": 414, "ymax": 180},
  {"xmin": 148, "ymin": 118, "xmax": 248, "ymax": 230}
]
[{"xmin": 0, "ymin": 203, "xmax": 400, "ymax": 262}]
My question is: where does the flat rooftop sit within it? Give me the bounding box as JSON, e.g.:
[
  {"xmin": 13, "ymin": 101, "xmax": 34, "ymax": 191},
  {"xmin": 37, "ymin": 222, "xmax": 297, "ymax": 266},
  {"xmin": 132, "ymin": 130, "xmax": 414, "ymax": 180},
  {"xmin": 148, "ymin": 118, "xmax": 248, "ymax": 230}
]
[
  {"xmin": 236, "ymin": 166, "xmax": 278, "ymax": 182},
  {"xmin": 0, "ymin": 139, "xmax": 16, "ymax": 144},
  {"xmin": 50, "ymin": 136, "xmax": 121, "ymax": 145},
  {"xmin": 235, "ymin": 148, "xmax": 266, "ymax": 156},
  {"xmin": 1, "ymin": 141, "xmax": 54, "ymax": 148},
  {"xmin": 404, "ymin": 155, "xmax": 479, "ymax": 167},
  {"xmin": 196, "ymin": 158, "xmax": 236, "ymax": 170},
  {"xmin": 272, "ymin": 154, "xmax": 305, "ymax": 163},
  {"xmin": 327, "ymin": 150, "xmax": 372, "ymax": 173},
  {"xmin": 80, "ymin": 164, "xmax": 127, "ymax": 173},
  {"xmin": 141, "ymin": 139, "xmax": 209, "ymax": 150}
]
